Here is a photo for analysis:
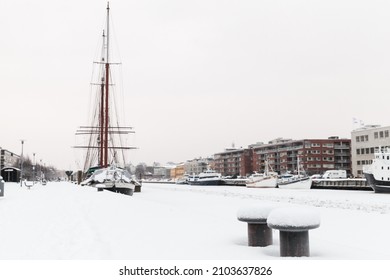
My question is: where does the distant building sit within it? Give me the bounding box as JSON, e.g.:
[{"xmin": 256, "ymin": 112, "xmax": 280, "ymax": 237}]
[
  {"xmin": 351, "ymin": 125, "xmax": 390, "ymax": 177},
  {"xmin": 0, "ymin": 148, "xmax": 20, "ymax": 171},
  {"xmin": 214, "ymin": 148, "xmax": 253, "ymax": 177},
  {"xmin": 184, "ymin": 158, "xmax": 211, "ymax": 175},
  {"xmin": 170, "ymin": 163, "xmax": 185, "ymax": 180},
  {"xmin": 248, "ymin": 137, "xmax": 351, "ymax": 176}
]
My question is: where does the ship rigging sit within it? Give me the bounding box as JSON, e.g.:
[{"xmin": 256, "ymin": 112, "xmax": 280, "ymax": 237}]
[
  {"xmin": 73, "ymin": 3, "xmax": 140, "ymax": 195},
  {"xmin": 74, "ymin": 2, "xmax": 136, "ymax": 172}
]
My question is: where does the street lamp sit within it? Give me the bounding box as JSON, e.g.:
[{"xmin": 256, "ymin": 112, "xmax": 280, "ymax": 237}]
[
  {"xmin": 20, "ymin": 139, "xmax": 25, "ymax": 187},
  {"xmin": 39, "ymin": 159, "xmax": 42, "ymax": 182},
  {"xmin": 33, "ymin": 153, "xmax": 36, "ymax": 184}
]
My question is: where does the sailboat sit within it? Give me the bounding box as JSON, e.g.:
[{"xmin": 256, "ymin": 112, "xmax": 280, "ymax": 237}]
[
  {"xmin": 74, "ymin": 2, "xmax": 140, "ymax": 195},
  {"xmin": 278, "ymin": 156, "xmax": 312, "ymax": 189},
  {"xmin": 246, "ymin": 160, "xmax": 278, "ymax": 188}
]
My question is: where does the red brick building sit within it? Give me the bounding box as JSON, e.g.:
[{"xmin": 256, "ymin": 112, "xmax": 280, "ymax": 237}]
[
  {"xmin": 248, "ymin": 137, "xmax": 351, "ymax": 176},
  {"xmin": 214, "ymin": 148, "xmax": 253, "ymax": 177}
]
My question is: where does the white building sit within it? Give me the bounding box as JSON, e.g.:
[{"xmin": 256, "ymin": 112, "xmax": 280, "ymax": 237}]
[{"xmin": 351, "ymin": 125, "xmax": 390, "ymax": 177}]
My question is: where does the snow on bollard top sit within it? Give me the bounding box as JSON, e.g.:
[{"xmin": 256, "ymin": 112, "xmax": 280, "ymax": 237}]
[
  {"xmin": 267, "ymin": 207, "xmax": 321, "ymax": 231},
  {"xmin": 237, "ymin": 204, "xmax": 276, "ymax": 223}
]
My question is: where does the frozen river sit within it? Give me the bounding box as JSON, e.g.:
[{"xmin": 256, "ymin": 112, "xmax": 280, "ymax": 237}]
[{"xmin": 0, "ymin": 181, "xmax": 390, "ymax": 260}]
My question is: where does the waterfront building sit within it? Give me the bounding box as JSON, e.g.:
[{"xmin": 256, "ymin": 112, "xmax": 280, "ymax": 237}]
[
  {"xmin": 170, "ymin": 163, "xmax": 185, "ymax": 180},
  {"xmin": 184, "ymin": 158, "xmax": 213, "ymax": 175},
  {"xmin": 248, "ymin": 137, "xmax": 351, "ymax": 176},
  {"xmin": 351, "ymin": 125, "xmax": 390, "ymax": 177},
  {"xmin": 0, "ymin": 147, "xmax": 20, "ymax": 171},
  {"xmin": 213, "ymin": 148, "xmax": 253, "ymax": 177}
]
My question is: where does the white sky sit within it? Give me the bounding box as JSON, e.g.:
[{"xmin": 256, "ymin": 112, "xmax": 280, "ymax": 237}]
[{"xmin": 1, "ymin": 0, "xmax": 390, "ymax": 170}]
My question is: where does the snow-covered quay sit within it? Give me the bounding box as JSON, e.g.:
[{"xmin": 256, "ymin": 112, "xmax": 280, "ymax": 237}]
[{"xmin": 1, "ymin": 181, "xmax": 390, "ymax": 260}]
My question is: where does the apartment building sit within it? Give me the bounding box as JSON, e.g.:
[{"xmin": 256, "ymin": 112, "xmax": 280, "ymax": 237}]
[
  {"xmin": 184, "ymin": 158, "xmax": 213, "ymax": 175},
  {"xmin": 214, "ymin": 148, "xmax": 253, "ymax": 177},
  {"xmin": 170, "ymin": 163, "xmax": 185, "ymax": 180},
  {"xmin": 0, "ymin": 148, "xmax": 20, "ymax": 170},
  {"xmin": 351, "ymin": 125, "xmax": 390, "ymax": 177},
  {"xmin": 248, "ymin": 137, "xmax": 351, "ymax": 176}
]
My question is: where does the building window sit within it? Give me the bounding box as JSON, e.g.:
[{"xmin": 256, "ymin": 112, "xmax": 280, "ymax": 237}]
[
  {"xmin": 374, "ymin": 132, "xmax": 378, "ymax": 139},
  {"xmin": 386, "ymin": 130, "xmax": 389, "ymax": 138},
  {"xmin": 322, "ymin": 143, "xmax": 334, "ymax": 148},
  {"xmin": 366, "ymin": 148, "xmax": 370, "ymax": 154},
  {"xmin": 357, "ymin": 149, "xmax": 360, "ymax": 155},
  {"xmin": 380, "ymin": 131, "xmax": 384, "ymax": 138},
  {"xmin": 323, "ymin": 164, "xmax": 334, "ymax": 169},
  {"xmin": 361, "ymin": 149, "xmax": 365, "ymax": 154},
  {"xmin": 371, "ymin": 147, "xmax": 374, "ymax": 154},
  {"xmin": 357, "ymin": 161, "xmax": 361, "ymax": 165},
  {"xmin": 356, "ymin": 136, "xmax": 360, "ymax": 142}
]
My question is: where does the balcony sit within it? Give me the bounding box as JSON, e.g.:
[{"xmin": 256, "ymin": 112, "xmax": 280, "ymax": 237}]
[{"xmin": 334, "ymin": 145, "xmax": 350, "ymax": 149}]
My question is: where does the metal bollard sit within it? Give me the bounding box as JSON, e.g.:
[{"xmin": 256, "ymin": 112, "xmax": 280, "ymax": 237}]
[
  {"xmin": 267, "ymin": 207, "xmax": 321, "ymax": 257},
  {"xmin": 279, "ymin": 230, "xmax": 310, "ymax": 257}
]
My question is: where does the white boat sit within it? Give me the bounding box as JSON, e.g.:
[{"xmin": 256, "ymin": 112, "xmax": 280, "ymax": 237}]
[
  {"xmin": 81, "ymin": 166, "xmax": 140, "ymax": 195},
  {"xmin": 278, "ymin": 157, "xmax": 312, "ymax": 189},
  {"xmin": 175, "ymin": 174, "xmax": 190, "ymax": 185},
  {"xmin": 278, "ymin": 176, "xmax": 312, "ymax": 189},
  {"xmin": 222, "ymin": 175, "xmax": 249, "ymax": 186},
  {"xmin": 246, "ymin": 161, "xmax": 278, "ymax": 188},
  {"xmin": 188, "ymin": 169, "xmax": 224, "ymax": 185},
  {"xmin": 363, "ymin": 147, "xmax": 390, "ymax": 193}
]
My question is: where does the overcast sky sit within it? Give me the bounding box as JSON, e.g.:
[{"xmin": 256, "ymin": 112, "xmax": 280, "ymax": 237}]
[{"xmin": 1, "ymin": 0, "xmax": 390, "ymax": 170}]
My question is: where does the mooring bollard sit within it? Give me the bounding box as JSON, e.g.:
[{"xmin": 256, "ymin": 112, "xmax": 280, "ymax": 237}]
[
  {"xmin": 134, "ymin": 184, "xmax": 141, "ymax": 192},
  {"xmin": 267, "ymin": 207, "xmax": 320, "ymax": 257},
  {"xmin": 237, "ymin": 205, "xmax": 275, "ymax": 247},
  {"xmin": 0, "ymin": 176, "xmax": 4, "ymax": 197},
  {"xmin": 134, "ymin": 178, "xmax": 141, "ymax": 192}
]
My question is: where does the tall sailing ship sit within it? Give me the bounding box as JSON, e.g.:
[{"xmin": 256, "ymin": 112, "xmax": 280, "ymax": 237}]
[{"xmin": 74, "ymin": 3, "xmax": 140, "ymax": 195}]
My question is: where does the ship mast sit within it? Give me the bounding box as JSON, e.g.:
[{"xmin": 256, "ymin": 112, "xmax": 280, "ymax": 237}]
[
  {"xmin": 74, "ymin": 2, "xmax": 137, "ymax": 172},
  {"xmin": 103, "ymin": 1, "xmax": 110, "ymax": 168},
  {"xmin": 100, "ymin": 30, "xmax": 106, "ymax": 167}
]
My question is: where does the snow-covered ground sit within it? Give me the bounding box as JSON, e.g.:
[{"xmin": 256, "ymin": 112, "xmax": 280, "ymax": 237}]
[{"xmin": 1, "ymin": 181, "xmax": 390, "ymax": 260}]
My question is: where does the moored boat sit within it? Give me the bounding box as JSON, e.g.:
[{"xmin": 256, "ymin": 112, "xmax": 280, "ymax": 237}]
[
  {"xmin": 74, "ymin": 3, "xmax": 140, "ymax": 195},
  {"xmin": 188, "ymin": 169, "xmax": 224, "ymax": 185},
  {"xmin": 223, "ymin": 175, "xmax": 249, "ymax": 186},
  {"xmin": 246, "ymin": 161, "xmax": 278, "ymax": 188},
  {"xmin": 278, "ymin": 176, "xmax": 312, "ymax": 189},
  {"xmin": 81, "ymin": 166, "xmax": 141, "ymax": 195},
  {"xmin": 278, "ymin": 157, "xmax": 312, "ymax": 189},
  {"xmin": 175, "ymin": 174, "xmax": 190, "ymax": 185},
  {"xmin": 363, "ymin": 147, "xmax": 390, "ymax": 193}
]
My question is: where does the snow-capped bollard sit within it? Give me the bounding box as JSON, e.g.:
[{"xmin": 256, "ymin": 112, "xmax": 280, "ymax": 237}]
[
  {"xmin": 237, "ymin": 205, "xmax": 275, "ymax": 247},
  {"xmin": 267, "ymin": 207, "xmax": 320, "ymax": 257},
  {"xmin": 0, "ymin": 176, "xmax": 4, "ymax": 197}
]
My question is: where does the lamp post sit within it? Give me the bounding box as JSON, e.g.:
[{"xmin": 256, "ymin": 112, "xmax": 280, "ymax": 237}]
[
  {"xmin": 20, "ymin": 140, "xmax": 25, "ymax": 187},
  {"xmin": 33, "ymin": 153, "xmax": 36, "ymax": 184},
  {"xmin": 40, "ymin": 159, "xmax": 42, "ymax": 182}
]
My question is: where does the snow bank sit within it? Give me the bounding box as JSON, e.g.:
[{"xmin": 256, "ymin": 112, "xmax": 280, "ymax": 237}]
[{"xmin": 3, "ymin": 182, "xmax": 390, "ymax": 260}]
